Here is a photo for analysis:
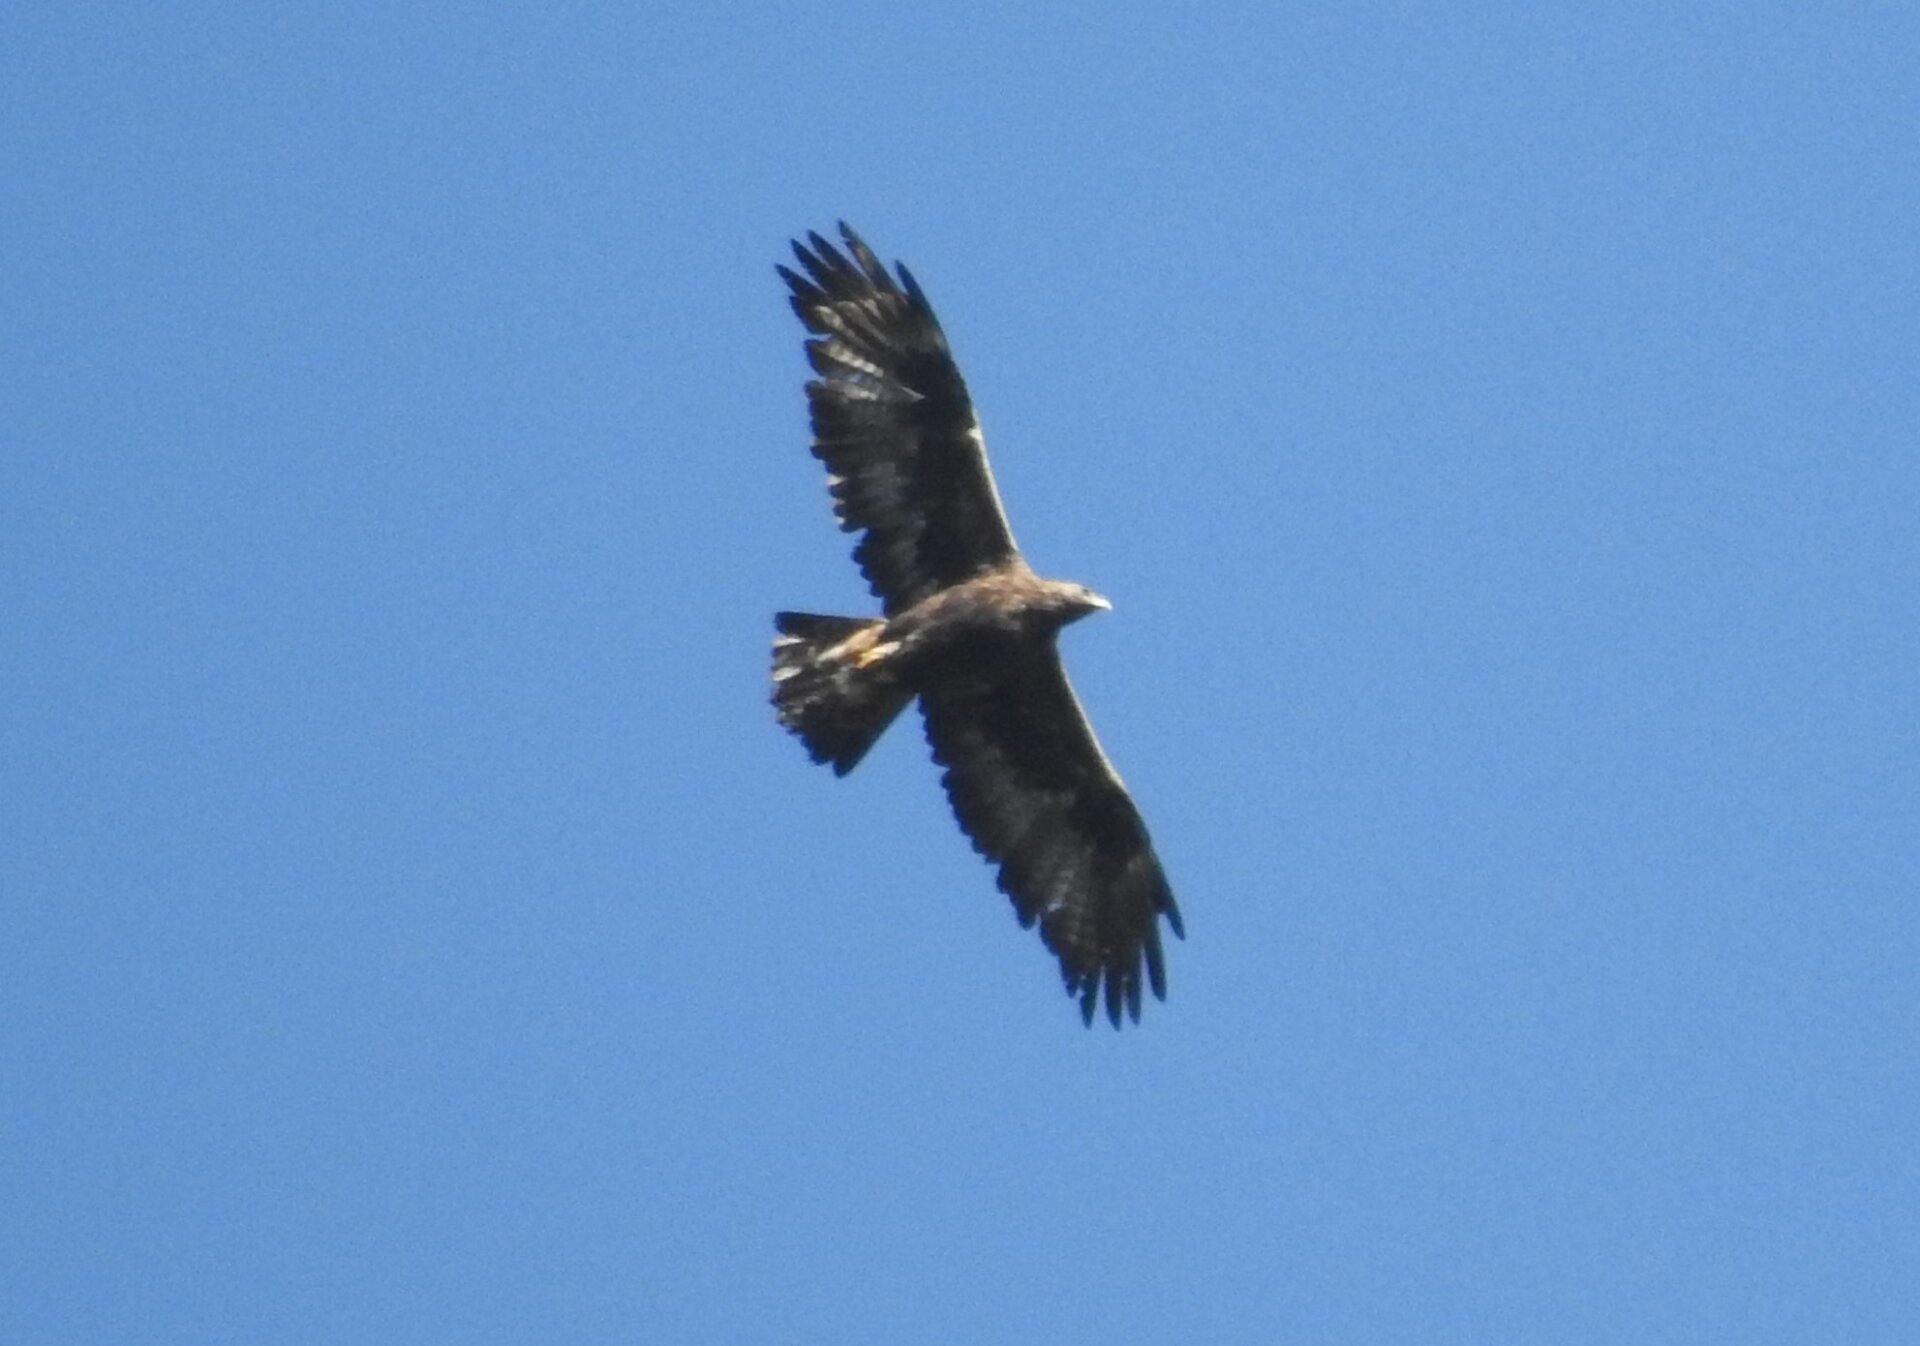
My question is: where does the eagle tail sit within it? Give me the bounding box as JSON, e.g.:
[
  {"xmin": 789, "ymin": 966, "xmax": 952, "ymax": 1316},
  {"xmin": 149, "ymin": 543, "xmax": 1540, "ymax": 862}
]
[{"xmin": 771, "ymin": 612, "xmax": 913, "ymax": 776}]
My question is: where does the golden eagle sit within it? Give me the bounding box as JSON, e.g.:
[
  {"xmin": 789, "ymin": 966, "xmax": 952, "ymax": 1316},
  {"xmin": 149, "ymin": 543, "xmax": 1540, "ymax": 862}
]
[{"xmin": 770, "ymin": 224, "xmax": 1184, "ymax": 1027}]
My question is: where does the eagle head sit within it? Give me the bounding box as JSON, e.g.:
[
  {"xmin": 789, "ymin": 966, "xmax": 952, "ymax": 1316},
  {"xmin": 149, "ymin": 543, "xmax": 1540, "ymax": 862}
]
[{"xmin": 1038, "ymin": 579, "xmax": 1111, "ymax": 626}]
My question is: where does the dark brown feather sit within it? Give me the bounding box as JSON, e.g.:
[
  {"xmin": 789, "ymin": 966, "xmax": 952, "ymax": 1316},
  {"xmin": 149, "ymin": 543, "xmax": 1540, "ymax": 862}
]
[
  {"xmin": 919, "ymin": 654, "xmax": 1183, "ymax": 1026},
  {"xmin": 778, "ymin": 224, "xmax": 1020, "ymax": 616}
]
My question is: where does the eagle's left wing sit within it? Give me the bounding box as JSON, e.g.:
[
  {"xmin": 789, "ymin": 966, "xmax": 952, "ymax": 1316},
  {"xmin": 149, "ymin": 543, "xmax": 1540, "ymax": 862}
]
[{"xmin": 919, "ymin": 655, "xmax": 1184, "ymax": 1026}]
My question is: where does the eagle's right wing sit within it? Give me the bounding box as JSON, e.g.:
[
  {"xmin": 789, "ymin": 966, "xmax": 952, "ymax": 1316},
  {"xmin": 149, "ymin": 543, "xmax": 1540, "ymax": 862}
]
[{"xmin": 779, "ymin": 225, "xmax": 1021, "ymax": 617}]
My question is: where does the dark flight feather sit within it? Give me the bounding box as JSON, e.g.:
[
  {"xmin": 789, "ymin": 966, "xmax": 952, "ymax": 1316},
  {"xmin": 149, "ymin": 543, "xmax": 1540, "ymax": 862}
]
[
  {"xmin": 920, "ymin": 659, "xmax": 1183, "ymax": 1026},
  {"xmin": 777, "ymin": 228, "xmax": 1019, "ymax": 617}
]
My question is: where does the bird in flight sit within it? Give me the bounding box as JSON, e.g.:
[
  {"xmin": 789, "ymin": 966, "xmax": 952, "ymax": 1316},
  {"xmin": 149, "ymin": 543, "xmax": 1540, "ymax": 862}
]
[{"xmin": 770, "ymin": 224, "xmax": 1183, "ymax": 1027}]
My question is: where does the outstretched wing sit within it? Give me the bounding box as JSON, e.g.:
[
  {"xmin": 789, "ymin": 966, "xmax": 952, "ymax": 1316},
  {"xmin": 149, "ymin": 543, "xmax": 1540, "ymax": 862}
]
[
  {"xmin": 779, "ymin": 224, "xmax": 1020, "ymax": 616},
  {"xmin": 920, "ymin": 654, "xmax": 1184, "ymax": 1027}
]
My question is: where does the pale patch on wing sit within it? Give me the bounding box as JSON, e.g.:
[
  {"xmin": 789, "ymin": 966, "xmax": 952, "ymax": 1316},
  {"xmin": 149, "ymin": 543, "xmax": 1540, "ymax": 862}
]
[
  {"xmin": 821, "ymin": 340, "xmax": 887, "ymax": 384},
  {"xmin": 962, "ymin": 421, "xmax": 1020, "ymax": 555}
]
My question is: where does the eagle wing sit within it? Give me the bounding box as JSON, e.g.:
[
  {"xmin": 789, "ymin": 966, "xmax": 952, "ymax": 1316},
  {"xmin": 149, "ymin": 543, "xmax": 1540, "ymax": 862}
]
[
  {"xmin": 778, "ymin": 224, "xmax": 1020, "ymax": 616},
  {"xmin": 919, "ymin": 654, "xmax": 1185, "ymax": 1027}
]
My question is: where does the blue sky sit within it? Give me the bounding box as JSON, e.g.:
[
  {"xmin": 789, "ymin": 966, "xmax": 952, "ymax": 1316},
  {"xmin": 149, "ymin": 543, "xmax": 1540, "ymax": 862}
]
[{"xmin": 5, "ymin": 3, "xmax": 1916, "ymax": 1341}]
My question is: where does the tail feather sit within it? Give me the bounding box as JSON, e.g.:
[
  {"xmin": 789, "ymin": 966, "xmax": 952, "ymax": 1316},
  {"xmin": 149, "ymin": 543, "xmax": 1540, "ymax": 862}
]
[{"xmin": 771, "ymin": 612, "xmax": 912, "ymax": 775}]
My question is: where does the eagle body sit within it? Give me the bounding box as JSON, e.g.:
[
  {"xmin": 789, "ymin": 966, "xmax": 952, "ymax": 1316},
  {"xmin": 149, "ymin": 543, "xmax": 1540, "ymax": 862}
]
[
  {"xmin": 771, "ymin": 225, "xmax": 1184, "ymax": 1026},
  {"xmin": 873, "ymin": 566, "xmax": 1114, "ymax": 677},
  {"xmin": 774, "ymin": 566, "xmax": 1108, "ymax": 772}
]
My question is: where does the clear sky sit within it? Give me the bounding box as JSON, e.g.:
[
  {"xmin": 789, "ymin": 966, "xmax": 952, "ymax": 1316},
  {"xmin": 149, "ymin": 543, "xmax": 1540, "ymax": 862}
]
[{"xmin": 5, "ymin": 4, "xmax": 1916, "ymax": 1342}]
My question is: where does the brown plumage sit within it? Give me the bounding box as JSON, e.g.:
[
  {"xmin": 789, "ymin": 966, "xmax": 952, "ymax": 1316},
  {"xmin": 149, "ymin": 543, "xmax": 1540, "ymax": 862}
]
[{"xmin": 770, "ymin": 224, "xmax": 1183, "ymax": 1027}]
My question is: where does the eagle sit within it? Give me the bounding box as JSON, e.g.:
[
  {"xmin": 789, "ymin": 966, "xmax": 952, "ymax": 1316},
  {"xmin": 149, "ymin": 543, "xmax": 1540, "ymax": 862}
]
[{"xmin": 770, "ymin": 224, "xmax": 1184, "ymax": 1027}]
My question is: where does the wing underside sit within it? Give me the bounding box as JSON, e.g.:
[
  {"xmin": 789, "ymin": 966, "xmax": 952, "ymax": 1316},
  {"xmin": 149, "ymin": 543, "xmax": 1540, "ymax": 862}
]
[
  {"xmin": 919, "ymin": 654, "xmax": 1184, "ymax": 1026},
  {"xmin": 779, "ymin": 225, "xmax": 1021, "ymax": 616}
]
